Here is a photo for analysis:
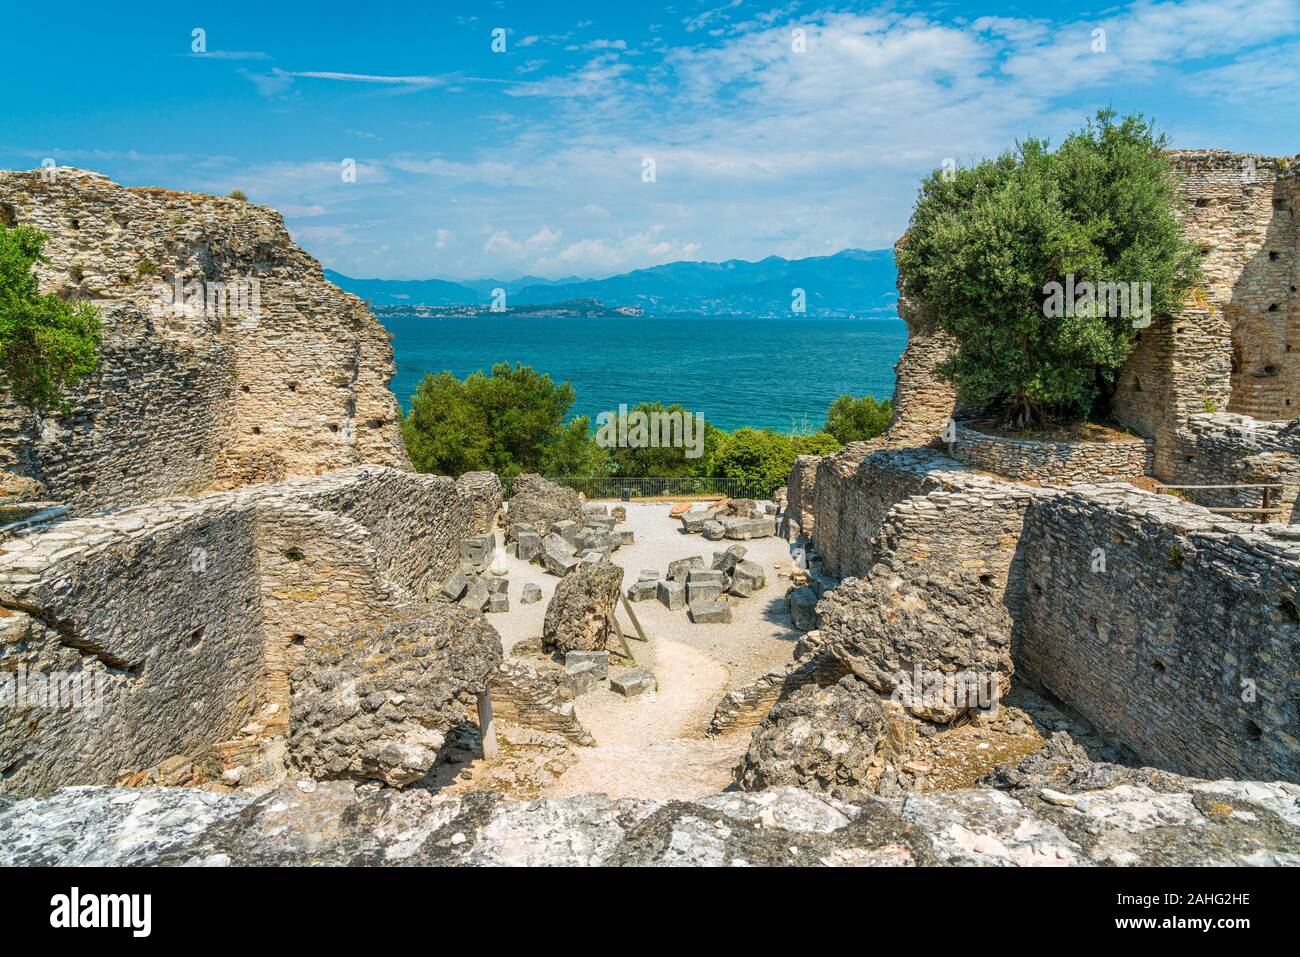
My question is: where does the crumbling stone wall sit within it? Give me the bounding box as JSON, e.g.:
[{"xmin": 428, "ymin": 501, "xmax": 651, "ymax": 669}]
[
  {"xmin": 0, "ymin": 169, "xmax": 409, "ymax": 514},
  {"xmin": 949, "ymin": 425, "xmax": 1153, "ymax": 482},
  {"xmin": 1165, "ymin": 413, "xmax": 1300, "ymax": 518},
  {"xmin": 0, "ymin": 465, "xmax": 482, "ymax": 797},
  {"xmin": 1018, "ymin": 484, "xmax": 1300, "ymax": 782}
]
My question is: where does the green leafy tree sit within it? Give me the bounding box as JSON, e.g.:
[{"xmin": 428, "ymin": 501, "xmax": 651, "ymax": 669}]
[
  {"xmin": 823, "ymin": 394, "xmax": 892, "ymax": 443},
  {"xmin": 709, "ymin": 428, "xmax": 840, "ymax": 497},
  {"xmin": 541, "ymin": 416, "xmax": 611, "ymax": 476},
  {"xmin": 0, "ymin": 224, "xmax": 102, "ymax": 411},
  {"xmin": 402, "ymin": 362, "xmax": 606, "ymax": 478},
  {"xmin": 896, "ymin": 110, "xmax": 1200, "ymax": 426},
  {"xmin": 604, "ymin": 401, "xmax": 722, "ymax": 478}
]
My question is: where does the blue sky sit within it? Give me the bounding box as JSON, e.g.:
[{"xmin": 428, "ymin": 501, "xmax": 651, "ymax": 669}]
[{"xmin": 4, "ymin": 0, "xmax": 1297, "ymax": 279}]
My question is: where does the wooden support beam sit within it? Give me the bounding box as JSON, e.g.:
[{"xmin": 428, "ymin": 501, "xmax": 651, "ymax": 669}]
[
  {"xmin": 607, "ymin": 610, "xmax": 636, "ymax": 664},
  {"xmin": 620, "ymin": 593, "xmax": 650, "ymax": 642},
  {"xmin": 476, "ymin": 692, "xmax": 499, "ymax": 762}
]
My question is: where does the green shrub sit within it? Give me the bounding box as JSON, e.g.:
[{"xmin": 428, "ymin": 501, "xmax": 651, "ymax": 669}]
[
  {"xmin": 228, "ymin": 188, "xmax": 248, "ymax": 202},
  {"xmin": 824, "ymin": 394, "xmax": 892, "ymax": 443},
  {"xmin": 896, "ymin": 110, "xmax": 1200, "ymax": 426},
  {"xmin": 708, "ymin": 428, "xmax": 840, "ymax": 498},
  {"xmin": 0, "ymin": 224, "xmax": 102, "ymax": 411}
]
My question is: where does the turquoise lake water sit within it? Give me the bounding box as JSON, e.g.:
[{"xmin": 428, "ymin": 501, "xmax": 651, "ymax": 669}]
[{"xmin": 381, "ymin": 314, "xmax": 907, "ymax": 433}]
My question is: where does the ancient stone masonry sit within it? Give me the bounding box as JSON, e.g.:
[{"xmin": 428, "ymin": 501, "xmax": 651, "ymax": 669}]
[
  {"xmin": 949, "ymin": 424, "xmax": 1153, "ymax": 483},
  {"xmin": 0, "ymin": 169, "xmax": 409, "ymax": 514},
  {"xmin": 889, "ymin": 236, "xmax": 959, "ymax": 446},
  {"xmin": 1111, "ymin": 151, "xmax": 1300, "ymax": 486},
  {"xmin": 1018, "ymin": 484, "xmax": 1300, "ymax": 783},
  {"xmin": 3, "ymin": 758, "xmax": 1297, "ymax": 866},
  {"xmin": 1168, "ymin": 413, "xmax": 1300, "ymax": 517},
  {"xmin": 0, "ymin": 465, "xmax": 485, "ymax": 798}
]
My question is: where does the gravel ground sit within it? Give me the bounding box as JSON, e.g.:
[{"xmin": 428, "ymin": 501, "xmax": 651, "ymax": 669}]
[{"xmin": 484, "ymin": 501, "xmax": 802, "ymax": 800}]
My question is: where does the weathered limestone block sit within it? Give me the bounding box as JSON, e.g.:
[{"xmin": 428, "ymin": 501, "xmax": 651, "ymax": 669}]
[
  {"xmin": 611, "ymin": 668, "xmax": 656, "ymax": 697},
  {"xmin": 520, "ymin": 582, "xmax": 543, "ymax": 604},
  {"xmin": 816, "ymin": 567, "xmax": 1014, "ymax": 723},
  {"xmin": 667, "ymin": 556, "xmax": 705, "ymax": 582},
  {"xmin": 506, "ymin": 475, "xmax": 584, "ymax": 540},
  {"xmin": 657, "ymin": 579, "xmax": 684, "ymax": 610},
  {"xmin": 721, "ymin": 515, "xmax": 775, "ymax": 539},
  {"xmin": 728, "ymin": 560, "xmax": 766, "ymax": 597},
  {"xmin": 288, "ymin": 608, "xmax": 503, "ymax": 788},
  {"xmin": 689, "ymin": 599, "xmax": 732, "ymax": 624},
  {"xmin": 542, "ymin": 561, "xmax": 623, "ymax": 653},
  {"xmin": 0, "ymin": 169, "xmax": 409, "ymax": 515},
  {"xmin": 788, "ymin": 586, "xmax": 819, "ymax": 632},
  {"xmin": 541, "ymin": 532, "xmax": 579, "ymax": 577},
  {"xmin": 737, "ymin": 677, "xmax": 917, "ymax": 800},
  {"xmin": 680, "ymin": 511, "xmax": 712, "ymax": 534}
]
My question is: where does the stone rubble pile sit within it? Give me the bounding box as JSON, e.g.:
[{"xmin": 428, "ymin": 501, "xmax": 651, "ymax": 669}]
[
  {"xmin": 510, "ymin": 497, "xmax": 634, "ymax": 578},
  {"xmin": 435, "ymin": 532, "xmax": 512, "ymax": 613},
  {"xmin": 625, "ymin": 542, "xmax": 769, "ymax": 625},
  {"xmin": 677, "ymin": 497, "xmax": 778, "ymax": 541}
]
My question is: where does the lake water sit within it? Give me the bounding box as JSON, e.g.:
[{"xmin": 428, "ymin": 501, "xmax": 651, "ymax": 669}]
[{"xmin": 381, "ymin": 314, "xmax": 907, "ymax": 433}]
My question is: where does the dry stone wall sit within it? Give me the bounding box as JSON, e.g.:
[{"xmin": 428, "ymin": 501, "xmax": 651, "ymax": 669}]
[
  {"xmin": 1018, "ymin": 484, "xmax": 1300, "ymax": 783},
  {"xmin": 0, "ymin": 465, "xmax": 481, "ymax": 797},
  {"xmin": 948, "ymin": 424, "xmax": 1153, "ymax": 482},
  {"xmin": 0, "ymin": 169, "xmax": 409, "ymax": 515}
]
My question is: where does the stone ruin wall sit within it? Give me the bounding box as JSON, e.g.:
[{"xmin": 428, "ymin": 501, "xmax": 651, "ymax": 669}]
[
  {"xmin": 0, "ymin": 169, "xmax": 409, "ymax": 515},
  {"xmin": 949, "ymin": 424, "xmax": 1154, "ymax": 482},
  {"xmin": 1112, "ymin": 151, "xmax": 1300, "ymax": 488},
  {"xmin": 0, "ymin": 466, "xmax": 482, "ymax": 798},
  {"xmin": 1018, "ymin": 485, "xmax": 1300, "ymax": 782},
  {"xmin": 792, "ymin": 447, "xmax": 1300, "ymax": 783}
]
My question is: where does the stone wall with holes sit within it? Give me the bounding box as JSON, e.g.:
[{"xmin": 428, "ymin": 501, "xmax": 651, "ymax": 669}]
[
  {"xmin": 1110, "ymin": 151, "xmax": 1299, "ymax": 480},
  {"xmin": 782, "ymin": 454, "xmax": 820, "ymax": 540},
  {"xmin": 0, "ymin": 169, "xmax": 409, "ymax": 515},
  {"xmin": 948, "ymin": 424, "xmax": 1154, "ymax": 482},
  {"xmin": 1161, "ymin": 413, "xmax": 1300, "ymax": 519},
  {"xmin": 1018, "ymin": 484, "xmax": 1300, "ymax": 782},
  {"xmin": 0, "ymin": 465, "xmax": 483, "ymax": 797}
]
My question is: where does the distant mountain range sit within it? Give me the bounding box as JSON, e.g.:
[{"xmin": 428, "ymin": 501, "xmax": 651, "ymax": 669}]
[{"xmin": 325, "ymin": 248, "xmax": 899, "ymax": 317}]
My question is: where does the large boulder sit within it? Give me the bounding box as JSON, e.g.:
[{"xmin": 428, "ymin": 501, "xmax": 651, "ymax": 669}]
[
  {"xmin": 289, "ymin": 608, "xmax": 503, "ymax": 787},
  {"xmin": 543, "ymin": 561, "xmax": 624, "ymax": 653},
  {"xmin": 816, "ymin": 566, "xmax": 1013, "ymax": 722},
  {"xmin": 737, "ymin": 677, "xmax": 917, "ymax": 800},
  {"xmin": 506, "ymin": 474, "xmax": 584, "ymax": 541}
]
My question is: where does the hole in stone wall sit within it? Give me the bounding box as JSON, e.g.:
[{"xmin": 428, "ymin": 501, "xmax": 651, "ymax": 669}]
[
  {"xmin": 1152, "ymin": 659, "xmax": 1166, "ymax": 674},
  {"xmin": 284, "ymin": 549, "xmax": 304, "ymax": 562},
  {"xmin": 1280, "ymin": 595, "xmax": 1299, "ymax": 623},
  {"xmin": 291, "ymin": 634, "xmax": 307, "ymax": 646},
  {"xmin": 1270, "ymin": 251, "xmax": 1280, "ymax": 261},
  {"xmin": 1263, "ymin": 365, "xmax": 1279, "ymax": 375},
  {"xmin": 328, "ymin": 424, "xmax": 339, "ymax": 433},
  {"xmin": 1031, "ymin": 582, "xmax": 1043, "ymax": 597},
  {"xmin": 1245, "ymin": 718, "xmax": 1263, "ymax": 742},
  {"xmin": 70, "ymin": 218, "xmax": 80, "ymax": 230},
  {"xmin": 1195, "ymin": 198, "xmax": 1213, "ymax": 207},
  {"xmin": 1133, "ymin": 378, "xmax": 1143, "ymax": 392},
  {"xmin": 187, "ymin": 627, "xmax": 205, "ymax": 650},
  {"xmin": 978, "ymin": 574, "xmax": 995, "ymax": 587},
  {"xmin": 287, "ymin": 382, "xmax": 298, "ymax": 392},
  {"xmin": 240, "ymin": 385, "xmax": 251, "ymax": 393},
  {"xmin": 251, "ymin": 426, "xmax": 261, "ymax": 435},
  {"xmin": 1184, "ymin": 455, "xmax": 1195, "ymax": 464},
  {"xmin": 1268, "ymin": 303, "xmax": 1279, "ymax": 312}
]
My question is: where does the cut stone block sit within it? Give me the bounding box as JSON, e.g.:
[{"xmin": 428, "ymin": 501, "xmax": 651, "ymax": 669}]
[
  {"xmin": 563, "ymin": 660, "xmax": 601, "ymax": 697},
  {"xmin": 689, "ymin": 599, "xmax": 732, "ymax": 624},
  {"xmin": 521, "ymin": 582, "xmax": 543, "ymax": 604},
  {"xmin": 565, "ymin": 650, "xmax": 610, "ymax": 680},
  {"xmin": 487, "ymin": 577, "xmax": 508, "ymax": 594},
  {"xmin": 638, "ymin": 568, "xmax": 659, "ymax": 581},
  {"xmin": 611, "ymin": 506, "xmax": 627, "ymax": 522},
  {"xmin": 515, "ymin": 530, "xmax": 543, "ymax": 561},
  {"xmin": 711, "ymin": 545, "xmax": 747, "ymax": 573},
  {"xmin": 584, "ymin": 505, "xmax": 609, "ymax": 517},
  {"xmin": 721, "ymin": 516, "xmax": 776, "ymax": 540},
  {"xmin": 687, "ymin": 568, "xmax": 727, "ymax": 584},
  {"xmin": 552, "ymin": 520, "xmax": 581, "ymax": 546},
  {"xmin": 459, "ymin": 577, "xmax": 490, "ymax": 612},
  {"xmin": 687, "ymin": 579, "xmax": 723, "ymax": 604},
  {"xmin": 729, "ymin": 559, "xmax": 766, "ymax": 597},
  {"xmin": 611, "ymin": 668, "xmax": 656, "ymax": 697},
  {"xmin": 627, "ymin": 579, "xmax": 658, "ymax": 601},
  {"xmin": 487, "ymin": 592, "xmax": 509, "ymax": 613},
  {"xmin": 789, "ymin": 586, "xmax": 819, "ymax": 631},
  {"xmin": 668, "ymin": 556, "xmax": 705, "ymax": 583},
  {"xmin": 613, "ymin": 529, "xmax": 635, "ymax": 546},
  {"xmin": 680, "ymin": 511, "xmax": 712, "ymax": 534},
  {"xmin": 542, "ymin": 533, "xmax": 579, "ymax": 577},
  {"xmin": 702, "ymin": 520, "xmax": 725, "ymax": 540},
  {"xmin": 657, "ymin": 579, "xmax": 685, "ymax": 610},
  {"xmin": 438, "ymin": 569, "xmax": 469, "ymax": 602}
]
